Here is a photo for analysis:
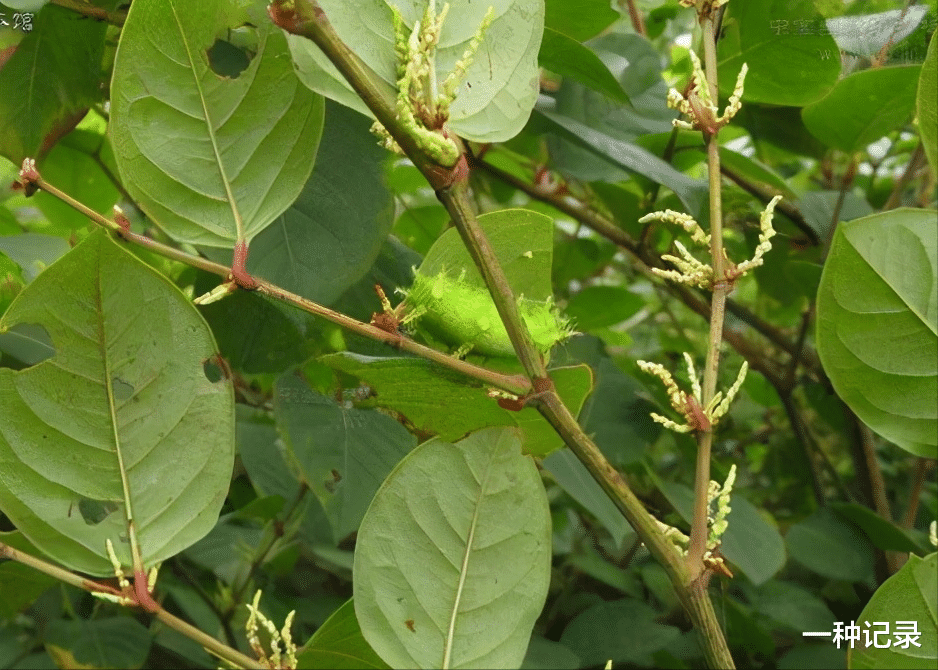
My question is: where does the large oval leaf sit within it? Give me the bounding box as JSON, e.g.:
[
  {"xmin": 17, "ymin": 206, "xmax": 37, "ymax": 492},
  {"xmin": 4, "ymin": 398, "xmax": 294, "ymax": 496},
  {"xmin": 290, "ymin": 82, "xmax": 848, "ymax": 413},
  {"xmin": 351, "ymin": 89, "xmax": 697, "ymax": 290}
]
[
  {"xmin": 0, "ymin": 231, "xmax": 234, "ymax": 576},
  {"xmin": 110, "ymin": 0, "xmax": 324, "ymax": 247},
  {"xmin": 353, "ymin": 427, "xmax": 551, "ymax": 669},
  {"xmin": 288, "ymin": 0, "xmax": 544, "ymax": 142},
  {"xmin": 816, "ymin": 209, "xmax": 937, "ymax": 458}
]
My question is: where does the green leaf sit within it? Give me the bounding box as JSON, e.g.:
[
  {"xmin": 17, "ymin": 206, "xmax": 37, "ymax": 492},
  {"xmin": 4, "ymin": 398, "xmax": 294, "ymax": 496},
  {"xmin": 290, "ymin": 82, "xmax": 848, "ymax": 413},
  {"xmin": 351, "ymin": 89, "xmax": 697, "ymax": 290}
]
[
  {"xmin": 748, "ymin": 581, "xmax": 837, "ymax": 634},
  {"xmin": 353, "ymin": 428, "xmax": 551, "ymax": 669},
  {"xmin": 203, "ymin": 100, "xmax": 394, "ymax": 305},
  {"xmin": 565, "ymin": 286, "xmax": 644, "ymax": 332},
  {"xmin": 0, "ymin": 5, "xmax": 107, "ymax": 162},
  {"xmin": 0, "ymin": 231, "xmax": 234, "ymax": 576},
  {"xmin": 718, "ymin": 0, "xmax": 840, "ymax": 106},
  {"xmin": 290, "ymin": 0, "xmax": 544, "ymax": 143},
  {"xmin": 196, "ymin": 289, "xmax": 309, "ymax": 374},
  {"xmin": 786, "ymin": 508, "xmax": 876, "ymax": 583},
  {"xmin": 827, "ymin": 6, "xmax": 931, "ymax": 58},
  {"xmin": 718, "ymin": 147, "xmax": 798, "ymax": 200},
  {"xmin": 847, "ymin": 553, "xmax": 937, "ymax": 669},
  {"xmin": 539, "ymin": 29, "xmax": 629, "ymax": 104},
  {"xmin": 544, "ymin": 0, "xmax": 618, "ymax": 42},
  {"xmin": 917, "ymin": 29, "xmax": 938, "ymax": 174},
  {"xmin": 274, "ymin": 373, "xmax": 416, "ymax": 543},
  {"xmin": 235, "ymin": 404, "xmax": 335, "ymax": 550},
  {"xmin": 44, "ymin": 617, "xmax": 152, "ymax": 670},
  {"xmin": 537, "ymin": 109, "xmax": 707, "ymax": 217},
  {"xmin": 802, "ymin": 66, "xmax": 921, "ymax": 152},
  {"xmin": 320, "ymin": 352, "xmax": 592, "ymax": 457},
  {"xmin": 521, "ymin": 636, "xmax": 581, "ymax": 670},
  {"xmin": 110, "ymin": 0, "xmax": 325, "ymax": 247},
  {"xmin": 559, "ymin": 599, "xmax": 680, "ymax": 667},
  {"xmin": 830, "ymin": 502, "xmax": 924, "ymax": 553},
  {"xmin": 542, "ymin": 448, "xmax": 634, "ymax": 550},
  {"xmin": 0, "ymin": 233, "xmax": 70, "ymax": 282},
  {"xmin": 296, "ymin": 599, "xmax": 390, "ymax": 670},
  {"xmin": 816, "ymin": 209, "xmax": 938, "ymax": 458}
]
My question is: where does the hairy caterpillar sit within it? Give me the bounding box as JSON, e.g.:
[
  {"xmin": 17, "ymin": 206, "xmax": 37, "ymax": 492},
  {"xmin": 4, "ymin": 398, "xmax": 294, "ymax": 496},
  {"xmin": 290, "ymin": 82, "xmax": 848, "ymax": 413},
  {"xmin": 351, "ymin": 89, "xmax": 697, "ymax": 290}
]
[{"xmin": 401, "ymin": 269, "xmax": 574, "ymax": 360}]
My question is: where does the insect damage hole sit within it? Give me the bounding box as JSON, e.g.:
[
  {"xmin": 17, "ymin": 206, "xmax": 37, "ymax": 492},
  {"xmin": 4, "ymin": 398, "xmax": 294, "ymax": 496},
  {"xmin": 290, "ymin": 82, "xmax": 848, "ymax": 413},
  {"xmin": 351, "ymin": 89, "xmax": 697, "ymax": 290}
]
[{"xmin": 206, "ymin": 25, "xmax": 258, "ymax": 79}]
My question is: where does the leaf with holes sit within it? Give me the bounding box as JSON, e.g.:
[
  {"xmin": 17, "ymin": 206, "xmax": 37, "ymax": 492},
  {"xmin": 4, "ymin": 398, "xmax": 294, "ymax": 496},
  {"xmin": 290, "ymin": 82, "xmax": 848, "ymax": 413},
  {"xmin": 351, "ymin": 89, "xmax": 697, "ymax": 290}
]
[
  {"xmin": 354, "ymin": 427, "xmax": 551, "ymax": 669},
  {"xmin": 110, "ymin": 0, "xmax": 324, "ymax": 247},
  {"xmin": 0, "ymin": 230, "xmax": 234, "ymax": 576}
]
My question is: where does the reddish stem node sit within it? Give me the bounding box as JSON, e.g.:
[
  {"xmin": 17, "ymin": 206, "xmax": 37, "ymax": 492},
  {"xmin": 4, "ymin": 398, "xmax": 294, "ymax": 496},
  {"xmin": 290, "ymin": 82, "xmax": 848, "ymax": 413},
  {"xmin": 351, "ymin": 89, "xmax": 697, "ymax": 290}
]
[
  {"xmin": 133, "ymin": 569, "xmax": 160, "ymax": 613},
  {"xmin": 230, "ymin": 240, "xmax": 258, "ymax": 290}
]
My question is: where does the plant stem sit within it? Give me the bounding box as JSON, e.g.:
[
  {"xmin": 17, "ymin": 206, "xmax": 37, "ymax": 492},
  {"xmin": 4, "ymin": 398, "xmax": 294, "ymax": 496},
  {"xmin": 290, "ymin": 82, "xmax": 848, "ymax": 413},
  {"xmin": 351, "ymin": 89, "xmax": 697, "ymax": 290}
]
[
  {"xmin": 686, "ymin": 15, "xmax": 728, "ymax": 583},
  {"xmin": 0, "ymin": 542, "xmax": 264, "ymax": 670},
  {"xmin": 20, "ymin": 168, "xmax": 531, "ymax": 398},
  {"xmin": 50, "ymin": 0, "xmax": 127, "ymax": 25}
]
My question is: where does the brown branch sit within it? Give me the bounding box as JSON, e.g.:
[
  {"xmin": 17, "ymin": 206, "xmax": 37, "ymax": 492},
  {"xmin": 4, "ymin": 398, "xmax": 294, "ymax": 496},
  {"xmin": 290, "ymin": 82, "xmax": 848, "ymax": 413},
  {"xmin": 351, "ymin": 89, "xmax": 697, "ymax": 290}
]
[
  {"xmin": 621, "ymin": 0, "xmax": 647, "ymax": 37},
  {"xmin": 50, "ymin": 0, "xmax": 127, "ymax": 26}
]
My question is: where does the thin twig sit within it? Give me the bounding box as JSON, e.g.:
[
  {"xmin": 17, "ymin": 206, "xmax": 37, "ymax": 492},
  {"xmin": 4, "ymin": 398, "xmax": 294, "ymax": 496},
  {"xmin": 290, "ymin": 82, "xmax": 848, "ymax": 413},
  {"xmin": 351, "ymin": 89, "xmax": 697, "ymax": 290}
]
[
  {"xmin": 884, "ymin": 142, "xmax": 925, "ymax": 210},
  {"xmin": 17, "ymin": 166, "xmax": 532, "ymax": 398},
  {"xmin": 621, "ymin": 0, "xmax": 647, "ymax": 37},
  {"xmin": 899, "ymin": 458, "xmax": 932, "ymax": 529},
  {"xmin": 225, "ymin": 485, "xmax": 310, "ymax": 623},
  {"xmin": 50, "ymin": 0, "xmax": 127, "ymax": 26},
  {"xmin": 0, "ymin": 542, "xmax": 264, "ymax": 670}
]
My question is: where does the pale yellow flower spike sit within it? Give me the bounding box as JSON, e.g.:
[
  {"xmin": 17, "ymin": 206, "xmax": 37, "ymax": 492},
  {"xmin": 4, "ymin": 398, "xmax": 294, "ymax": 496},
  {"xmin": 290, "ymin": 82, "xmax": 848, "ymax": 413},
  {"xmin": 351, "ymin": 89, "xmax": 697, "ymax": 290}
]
[
  {"xmin": 638, "ymin": 358, "xmax": 748, "ymax": 434},
  {"xmin": 638, "ymin": 209, "xmax": 711, "ymax": 245},
  {"xmin": 731, "ymin": 196, "xmax": 781, "ymax": 278},
  {"xmin": 667, "ymin": 50, "xmax": 747, "ymax": 133},
  {"xmin": 656, "ymin": 241, "xmax": 714, "ymax": 288},
  {"xmin": 683, "ymin": 352, "xmax": 702, "ymax": 400},
  {"xmin": 245, "ymin": 589, "xmax": 298, "ymax": 669},
  {"xmin": 707, "ymin": 464, "xmax": 736, "ymax": 550},
  {"xmin": 709, "ymin": 361, "xmax": 748, "ymax": 423}
]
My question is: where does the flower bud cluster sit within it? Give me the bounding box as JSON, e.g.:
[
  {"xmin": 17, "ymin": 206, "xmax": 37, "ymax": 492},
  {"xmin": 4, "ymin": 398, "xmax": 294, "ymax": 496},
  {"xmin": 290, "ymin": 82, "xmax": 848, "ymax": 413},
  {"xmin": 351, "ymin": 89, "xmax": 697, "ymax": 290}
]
[{"xmin": 637, "ymin": 354, "xmax": 748, "ymax": 434}]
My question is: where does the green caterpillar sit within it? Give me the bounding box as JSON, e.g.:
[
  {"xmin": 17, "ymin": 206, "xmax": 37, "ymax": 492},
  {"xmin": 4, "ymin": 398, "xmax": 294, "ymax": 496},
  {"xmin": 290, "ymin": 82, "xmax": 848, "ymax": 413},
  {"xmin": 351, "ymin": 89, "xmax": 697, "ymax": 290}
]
[{"xmin": 401, "ymin": 269, "xmax": 574, "ymax": 360}]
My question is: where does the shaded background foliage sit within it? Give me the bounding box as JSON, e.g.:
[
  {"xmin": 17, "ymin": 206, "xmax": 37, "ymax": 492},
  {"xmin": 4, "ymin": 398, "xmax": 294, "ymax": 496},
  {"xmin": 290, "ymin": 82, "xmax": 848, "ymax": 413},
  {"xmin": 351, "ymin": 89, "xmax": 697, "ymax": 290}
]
[{"xmin": 0, "ymin": 0, "xmax": 936, "ymax": 669}]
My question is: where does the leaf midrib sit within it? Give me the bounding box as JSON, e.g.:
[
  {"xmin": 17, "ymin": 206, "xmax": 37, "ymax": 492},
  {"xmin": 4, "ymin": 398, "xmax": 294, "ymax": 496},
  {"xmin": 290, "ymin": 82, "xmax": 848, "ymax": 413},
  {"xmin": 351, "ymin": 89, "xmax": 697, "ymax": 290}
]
[
  {"xmin": 169, "ymin": 1, "xmax": 246, "ymax": 241},
  {"xmin": 442, "ymin": 450, "xmax": 495, "ymax": 669}
]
